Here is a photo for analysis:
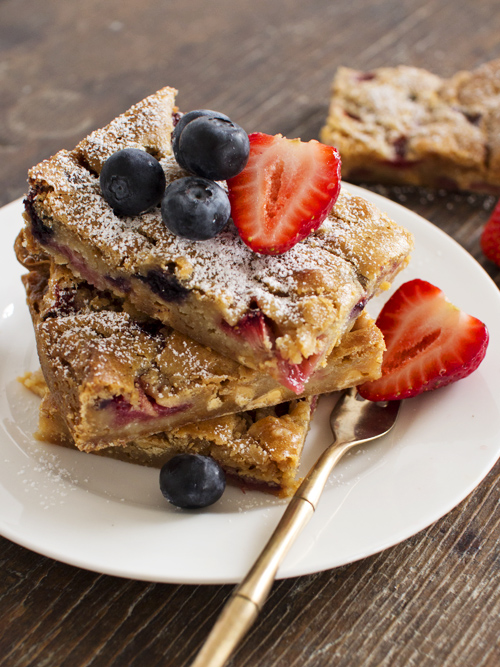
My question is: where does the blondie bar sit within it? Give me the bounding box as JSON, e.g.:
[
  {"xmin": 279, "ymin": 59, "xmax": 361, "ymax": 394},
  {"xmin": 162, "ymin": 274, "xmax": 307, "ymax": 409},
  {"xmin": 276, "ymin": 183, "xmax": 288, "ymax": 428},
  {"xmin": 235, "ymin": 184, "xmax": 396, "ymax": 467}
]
[
  {"xmin": 22, "ymin": 371, "xmax": 315, "ymax": 497},
  {"xmin": 22, "ymin": 86, "xmax": 413, "ymax": 393},
  {"xmin": 320, "ymin": 59, "xmax": 500, "ymax": 194},
  {"xmin": 17, "ymin": 237, "xmax": 385, "ymax": 450}
]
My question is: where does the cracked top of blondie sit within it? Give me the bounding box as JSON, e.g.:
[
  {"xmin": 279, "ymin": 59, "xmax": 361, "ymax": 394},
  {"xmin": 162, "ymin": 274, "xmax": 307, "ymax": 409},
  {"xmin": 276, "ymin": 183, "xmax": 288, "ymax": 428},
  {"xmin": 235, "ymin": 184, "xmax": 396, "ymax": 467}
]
[{"xmin": 320, "ymin": 60, "xmax": 500, "ymax": 192}]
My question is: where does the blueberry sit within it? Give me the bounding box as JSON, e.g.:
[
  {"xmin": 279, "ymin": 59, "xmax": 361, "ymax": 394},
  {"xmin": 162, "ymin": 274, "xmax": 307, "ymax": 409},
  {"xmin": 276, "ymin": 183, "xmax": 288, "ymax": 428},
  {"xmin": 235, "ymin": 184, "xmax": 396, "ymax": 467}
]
[
  {"xmin": 172, "ymin": 109, "xmax": 230, "ymax": 161},
  {"xmin": 161, "ymin": 176, "xmax": 230, "ymax": 240},
  {"xmin": 174, "ymin": 114, "xmax": 250, "ymax": 181},
  {"xmin": 28, "ymin": 206, "xmax": 54, "ymax": 244},
  {"xmin": 100, "ymin": 148, "xmax": 166, "ymax": 216},
  {"xmin": 160, "ymin": 454, "xmax": 226, "ymax": 509},
  {"xmin": 137, "ymin": 267, "xmax": 189, "ymax": 303}
]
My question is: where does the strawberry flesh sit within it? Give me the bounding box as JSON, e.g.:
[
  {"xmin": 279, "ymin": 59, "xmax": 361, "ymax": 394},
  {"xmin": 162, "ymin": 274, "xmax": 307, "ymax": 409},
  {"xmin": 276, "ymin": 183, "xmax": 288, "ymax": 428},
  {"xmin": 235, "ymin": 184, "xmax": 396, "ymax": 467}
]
[
  {"xmin": 480, "ymin": 199, "xmax": 500, "ymax": 267},
  {"xmin": 100, "ymin": 393, "xmax": 191, "ymax": 428},
  {"xmin": 275, "ymin": 351, "xmax": 321, "ymax": 394},
  {"xmin": 221, "ymin": 309, "xmax": 273, "ymax": 354},
  {"xmin": 358, "ymin": 279, "xmax": 489, "ymax": 401},
  {"xmin": 227, "ymin": 133, "xmax": 341, "ymax": 255}
]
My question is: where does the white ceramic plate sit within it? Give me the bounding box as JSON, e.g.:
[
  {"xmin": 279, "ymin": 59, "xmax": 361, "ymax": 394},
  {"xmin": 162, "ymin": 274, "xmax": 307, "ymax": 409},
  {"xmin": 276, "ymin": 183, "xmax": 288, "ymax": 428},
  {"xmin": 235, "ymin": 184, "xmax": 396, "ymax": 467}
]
[{"xmin": 1, "ymin": 186, "xmax": 499, "ymax": 584}]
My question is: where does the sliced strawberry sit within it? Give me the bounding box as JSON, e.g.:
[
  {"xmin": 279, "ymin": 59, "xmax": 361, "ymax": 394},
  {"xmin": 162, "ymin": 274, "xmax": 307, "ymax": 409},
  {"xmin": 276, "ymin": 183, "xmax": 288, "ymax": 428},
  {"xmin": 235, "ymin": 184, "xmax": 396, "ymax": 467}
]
[
  {"xmin": 275, "ymin": 351, "xmax": 321, "ymax": 394},
  {"xmin": 227, "ymin": 133, "xmax": 341, "ymax": 255},
  {"xmin": 481, "ymin": 199, "xmax": 500, "ymax": 266},
  {"xmin": 357, "ymin": 279, "xmax": 489, "ymax": 401},
  {"xmin": 221, "ymin": 309, "xmax": 274, "ymax": 353}
]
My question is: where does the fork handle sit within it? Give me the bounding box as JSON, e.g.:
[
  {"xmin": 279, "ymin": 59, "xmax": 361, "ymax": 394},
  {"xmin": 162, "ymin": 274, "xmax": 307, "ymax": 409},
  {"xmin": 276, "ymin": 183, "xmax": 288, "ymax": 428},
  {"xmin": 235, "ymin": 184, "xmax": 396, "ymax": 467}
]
[
  {"xmin": 190, "ymin": 495, "xmax": 314, "ymax": 667},
  {"xmin": 191, "ymin": 439, "xmax": 350, "ymax": 667}
]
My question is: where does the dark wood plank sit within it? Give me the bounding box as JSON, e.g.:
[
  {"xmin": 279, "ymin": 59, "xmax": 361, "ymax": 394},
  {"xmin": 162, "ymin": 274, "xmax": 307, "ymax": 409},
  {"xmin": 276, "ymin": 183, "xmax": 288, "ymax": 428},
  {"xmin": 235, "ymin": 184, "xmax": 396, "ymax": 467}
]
[{"xmin": 1, "ymin": 1, "xmax": 500, "ymax": 665}]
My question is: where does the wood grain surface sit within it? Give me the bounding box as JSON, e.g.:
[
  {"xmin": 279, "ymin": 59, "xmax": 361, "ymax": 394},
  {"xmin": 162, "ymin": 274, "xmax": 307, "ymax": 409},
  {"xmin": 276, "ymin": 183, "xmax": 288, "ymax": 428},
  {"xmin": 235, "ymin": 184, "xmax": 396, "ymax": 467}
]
[{"xmin": 1, "ymin": 1, "xmax": 500, "ymax": 665}]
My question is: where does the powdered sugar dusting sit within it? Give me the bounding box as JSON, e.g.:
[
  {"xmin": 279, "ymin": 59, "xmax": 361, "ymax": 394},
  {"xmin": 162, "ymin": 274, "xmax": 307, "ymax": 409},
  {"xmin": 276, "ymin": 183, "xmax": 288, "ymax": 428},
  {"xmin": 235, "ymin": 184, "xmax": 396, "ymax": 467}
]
[
  {"xmin": 27, "ymin": 85, "xmax": 413, "ymax": 372},
  {"xmin": 31, "ymin": 149, "xmax": 411, "ymax": 328},
  {"xmin": 76, "ymin": 86, "xmax": 177, "ymax": 171},
  {"xmin": 18, "ymin": 451, "xmax": 79, "ymax": 509},
  {"xmin": 37, "ymin": 308, "xmax": 233, "ymax": 395}
]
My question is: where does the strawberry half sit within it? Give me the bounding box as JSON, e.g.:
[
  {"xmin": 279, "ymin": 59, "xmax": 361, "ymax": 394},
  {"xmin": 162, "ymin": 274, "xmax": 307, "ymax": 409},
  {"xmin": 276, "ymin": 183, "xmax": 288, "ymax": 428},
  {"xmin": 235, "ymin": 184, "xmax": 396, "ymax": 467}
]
[
  {"xmin": 357, "ymin": 279, "xmax": 489, "ymax": 401},
  {"xmin": 480, "ymin": 199, "xmax": 500, "ymax": 266},
  {"xmin": 227, "ymin": 133, "xmax": 341, "ymax": 255}
]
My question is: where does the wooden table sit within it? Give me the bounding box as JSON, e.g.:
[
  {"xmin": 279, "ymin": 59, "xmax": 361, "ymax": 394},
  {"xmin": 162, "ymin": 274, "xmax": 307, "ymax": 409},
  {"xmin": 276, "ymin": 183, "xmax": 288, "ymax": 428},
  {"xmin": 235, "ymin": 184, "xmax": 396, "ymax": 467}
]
[{"xmin": 1, "ymin": 1, "xmax": 500, "ymax": 665}]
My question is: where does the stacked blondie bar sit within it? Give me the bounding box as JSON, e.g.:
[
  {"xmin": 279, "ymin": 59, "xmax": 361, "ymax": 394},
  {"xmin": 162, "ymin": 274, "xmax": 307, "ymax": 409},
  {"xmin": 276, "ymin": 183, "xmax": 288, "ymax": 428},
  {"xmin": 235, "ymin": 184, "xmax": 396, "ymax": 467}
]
[{"xmin": 16, "ymin": 87, "xmax": 413, "ymax": 496}]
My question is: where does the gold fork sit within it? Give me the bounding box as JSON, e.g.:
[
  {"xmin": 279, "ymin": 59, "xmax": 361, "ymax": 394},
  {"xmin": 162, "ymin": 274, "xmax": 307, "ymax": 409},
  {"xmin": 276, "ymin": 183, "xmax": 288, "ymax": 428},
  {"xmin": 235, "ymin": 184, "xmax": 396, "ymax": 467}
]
[{"xmin": 191, "ymin": 388, "xmax": 401, "ymax": 667}]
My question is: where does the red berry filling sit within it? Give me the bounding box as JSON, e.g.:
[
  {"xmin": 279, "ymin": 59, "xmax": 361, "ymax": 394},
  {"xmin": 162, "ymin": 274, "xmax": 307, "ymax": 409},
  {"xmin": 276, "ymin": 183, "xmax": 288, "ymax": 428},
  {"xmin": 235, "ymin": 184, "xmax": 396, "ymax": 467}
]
[
  {"xmin": 221, "ymin": 309, "xmax": 273, "ymax": 354},
  {"xmin": 221, "ymin": 308, "xmax": 324, "ymax": 393},
  {"xmin": 275, "ymin": 351, "xmax": 322, "ymax": 394},
  {"xmin": 43, "ymin": 285, "xmax": 78, "ymax": 319},
  {"xmin": 356, "ymin": 72, "xmax": 376, "ymax": 82},
  {"xmin": 344, "ymin": 110, "xmax": 362, "ymax": 122},
  {"xmin": 99, "ymin": 393, "xmax": 191, "ymax": 429},
  {"xmin": 350, "ymin": 297, "xmax": 368, "ymax": 321},
  {"xmin": 383, "ymin": 136, "xmax": 421, "ymax": 168}
]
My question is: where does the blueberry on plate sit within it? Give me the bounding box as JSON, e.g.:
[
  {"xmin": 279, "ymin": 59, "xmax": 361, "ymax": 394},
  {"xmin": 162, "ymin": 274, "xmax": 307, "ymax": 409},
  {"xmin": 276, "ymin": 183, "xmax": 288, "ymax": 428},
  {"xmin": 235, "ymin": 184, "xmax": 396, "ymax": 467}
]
[
  {"xmin": 160, "ymin": 454, "xmax": 226, "ymax": 509},
  {"xmin": 172, "ymin": 109, "xmax": 230, "ymax": 160},
  {"xmin": 100, "ymin": 148, "xmax": 166, "ymax": 217},
  {"xmin": 161, "ymin": 176, "xmax": 231, "ymax": 240},
  {"xmin": 174, "ymin": 112, "xmax": 250, "ymax": 181}
]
